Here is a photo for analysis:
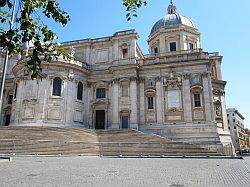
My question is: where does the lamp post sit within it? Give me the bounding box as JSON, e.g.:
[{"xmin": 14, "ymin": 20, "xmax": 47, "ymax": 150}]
[{"xmin": 0, "ymin": 0, "xmax": 17, "ymax": 125}]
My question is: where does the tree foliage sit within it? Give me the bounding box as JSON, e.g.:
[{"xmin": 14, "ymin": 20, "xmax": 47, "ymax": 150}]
[
  {"xmin": 123, "ymin": 0, "xmax": 147, "ymax": 21},
  {"xmin": 0, "ymin": 0, "xmax": 147, "ymax": 79}
]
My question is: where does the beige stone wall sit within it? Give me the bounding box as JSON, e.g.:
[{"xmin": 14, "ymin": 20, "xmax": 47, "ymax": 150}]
[{"xmin": 0, "ymin": 28, "xmax": 233, "ymax": 154}]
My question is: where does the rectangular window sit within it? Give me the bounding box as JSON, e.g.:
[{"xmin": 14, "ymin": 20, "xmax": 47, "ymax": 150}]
[
  {"xmin": 146, "ymin": 80, "xmax": 154, "ymax": 88},
  {"xmin": 96, "ymin": 88, "xmax": 106, "ymax": 99},
  {"xmin": 122, "ymin": 48, "xmax": 128, "ymax": 59},
  {"xmin": 122, "ymin": 85, "xmax": 129, "ymax": 97},
  {"xmin": 189, "ymin": 43, "xmax": 194, "ymax": 50},
  {"xmin": 8, "ymin": 95, "xmax": 13, "ymax": 104},
  {"xmin": 170, "ymin": 42, "xmax": 177, "ymax": 52},
  {"xmin": 194, "ymin": 93, "xmax": 201, "ymax": 107},
  {"xmin": 154, "ymin": 47, "xmax": 158, "ymax": 54},
  {"xmin": 147, "ymin": 97, "xmax": 154, "ymax": 109}
]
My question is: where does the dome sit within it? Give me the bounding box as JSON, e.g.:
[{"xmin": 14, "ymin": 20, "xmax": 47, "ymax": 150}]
[{"xmin": 150, "ymin": 2, "xmax": 196, "ymax": 34}]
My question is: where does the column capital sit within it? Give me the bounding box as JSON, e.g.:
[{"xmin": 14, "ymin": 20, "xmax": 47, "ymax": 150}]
[
  {"xmin": 87, "ymin": 81, "xmax": 93, "ymax": 88},
  {"xmin": 138, "ymin": 77, "xmax": 145, "ymax": 83},
  {"xmin": 182, "ymin": 73, "xmax": 191, "ymax": 80},
  {"xmin": 155, "ymin": 76, "xmax": 162, "ymax": 82},
  {"xmin": 130, "ymin": 77, "xmax": 137, "ymax": 82},
  {"xmin": 201, "ymin": 71, "xmax": 212, "ymax": 78},
  {"xmin": 213, "ymin": 89, "xmax": 225, "ymax": 96},
  {"xmin": 111, "ymin": 78, "xmax": 120, "ymax": 84}
]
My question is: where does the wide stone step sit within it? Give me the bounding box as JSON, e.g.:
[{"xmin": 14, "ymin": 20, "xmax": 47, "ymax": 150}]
[
  {"xmin": 100, "ymin": 151, "xmax": 221, "ymax": 156},
  {"xmin": 0, "ymin": 127, "xmax": 223, "ymax": 156}
]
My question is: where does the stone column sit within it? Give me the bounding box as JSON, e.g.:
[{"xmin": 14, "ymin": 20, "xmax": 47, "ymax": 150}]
[
  {"xmin": 183, "ymin": 74, "xmax": 192, "ymax": 122},
  {"xmin": 202, "ymin": 72, "xmax": 213, "ymax": 122},
  {"xmin": 156, "ymin": 77, "xmax": 164, "ymax": 124},
  {"xmin": 139, "ymin": 78, "xmax": 145, "ymax": 125},
  {"xmin": 85, "ymin": 82, "xmax": 93, "ymax": 128},
  {"xmin": 111, "ymin": 80, "xmax": 119, "ymax": 129},
  {"xmin": 130, "ymin": 78, "xmax": 138, "ymax": 129}
]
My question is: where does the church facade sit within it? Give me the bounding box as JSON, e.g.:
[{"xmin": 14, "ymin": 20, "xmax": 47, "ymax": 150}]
[{"xmin": 0, "ymin": 2, "xmax": 234, "ymax": 154}]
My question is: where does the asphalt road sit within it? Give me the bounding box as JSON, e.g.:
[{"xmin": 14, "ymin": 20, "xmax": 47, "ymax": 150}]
[{"xmin": 0, "ymin": 156, "xmax": 250, "ymax": 187}]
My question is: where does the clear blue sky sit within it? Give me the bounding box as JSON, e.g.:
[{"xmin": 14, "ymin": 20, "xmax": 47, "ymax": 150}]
[{"xmin": 50, "ymin": 0, "xmax": 250, "ymax": 128}]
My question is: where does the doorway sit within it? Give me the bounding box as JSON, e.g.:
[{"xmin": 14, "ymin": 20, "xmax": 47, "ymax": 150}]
[
  {"xmin": 121, "ymin": 116, "xmax": 129, "ymax": 129},
  {"xmin": 95, "ymin": 110, "xmax": 105, "ymax": 129},
  {"xmin": 5, "ymin": 114, "xmax": 10, "ymax": 126}
]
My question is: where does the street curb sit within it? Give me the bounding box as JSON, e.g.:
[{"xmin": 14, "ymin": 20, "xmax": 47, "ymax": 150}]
[
  {"xmin": 0, "ymin": 154, "xmax": 244, "ymax": 160},
  {"xmin": 101, "ymin": 155, "xmax": 244, "ymax": 159}
]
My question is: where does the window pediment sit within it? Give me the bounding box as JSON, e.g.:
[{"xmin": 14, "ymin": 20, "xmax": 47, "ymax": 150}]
[
  {"xmin": 190, "ymin": 85, "xmax": 203, "ymax": 92},
  {"xmin": 145, "ymin": 89, "xmax": 156, "ymax": 96}
]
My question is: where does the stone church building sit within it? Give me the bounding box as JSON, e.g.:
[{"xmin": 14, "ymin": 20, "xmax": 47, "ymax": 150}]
[{"xmin": 0, "ymin": 2, "xmax": 234, "ymax": 153}]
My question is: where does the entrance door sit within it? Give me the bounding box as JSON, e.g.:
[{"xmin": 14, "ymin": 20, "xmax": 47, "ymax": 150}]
[
  {"xmin": 122, "ymin": 116, "xmax": 129, "ymax": 129},
  {"xmin": 5, "ymin": 114, "xmax": 10, "ymax": 126},
  {"xmin": 95, "ymin": 110, "xmax": 105, "ymax": 129}
]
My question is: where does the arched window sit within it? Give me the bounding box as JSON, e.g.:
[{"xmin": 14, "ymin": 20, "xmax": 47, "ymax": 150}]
[
  {"xmin": 52, "ymin": 77, "xmax": 62, "ymax": 96},
  {"xmin": 77, "ymin": 82, "xmax": 83, "ymax": 100}
]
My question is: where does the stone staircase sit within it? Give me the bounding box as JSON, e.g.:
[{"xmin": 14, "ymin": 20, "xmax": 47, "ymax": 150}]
[
  {"xmin": 0, "ymin": 127, "xmax": 100, "ymax": 156},
  {"xmin": 96, "ymin": 129, "xmax": 222, "ymax": 156},
  {"xmin": 139, "ymin": 123, "xmax": 224, "ymax": 152},
  {"xmin": 0, "ymin": 126, "xmax": 223, "ymax": 156}
]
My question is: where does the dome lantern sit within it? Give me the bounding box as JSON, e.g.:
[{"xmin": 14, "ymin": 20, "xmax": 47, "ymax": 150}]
[{"xmin": 167, "ymin": 0, "xmax": 176, "ymax": 14}]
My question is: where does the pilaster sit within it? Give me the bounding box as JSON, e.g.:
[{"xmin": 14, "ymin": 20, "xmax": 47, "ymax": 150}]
[
  {"xmin": 111, "ymin": 80, "xmax": 119, "ymax": 129},
  {"xmin": 202, "ymin": 72, "xmax": 213, "ymax": 121},
  {"xmin": 183, "ymin": 74, "xmax": 192, "ymax": 122},
  {"xmin": 130, "ymin": 78, "xmax": 138, "ymax": 129},
  {"xmin": 156, "ymin": 77, "xmax": 164, "ymax": 124},
  {"xmin": 139, "ymin": 78, "xmax": 145, "ymax": 125}
]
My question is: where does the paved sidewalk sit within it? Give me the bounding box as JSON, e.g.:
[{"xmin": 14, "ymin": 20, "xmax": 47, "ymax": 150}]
[{"xmin": 0, "ymin": 156, "xmax": 250, "ymax": 187}]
